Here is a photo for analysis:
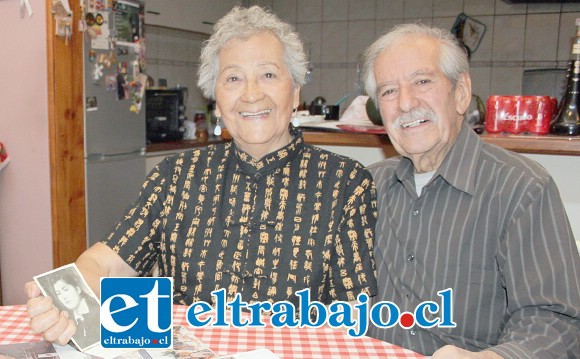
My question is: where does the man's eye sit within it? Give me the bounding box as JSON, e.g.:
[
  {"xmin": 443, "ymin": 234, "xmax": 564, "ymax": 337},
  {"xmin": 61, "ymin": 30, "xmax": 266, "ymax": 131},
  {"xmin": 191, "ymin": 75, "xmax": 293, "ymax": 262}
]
[
  {"xmin": 226, "ymin": 76, "xmax": 239, "ymax": 82},
  {"xmin": 264, "ymin": 72, "xmax": 276, "ymax": 78},
  {"xmin": 379, "ymin": 88, "xmax": 397, "ymax": 101},
  {"xmin": 417, "ymin": 79, "xmax": 431, "ymax": 85}
]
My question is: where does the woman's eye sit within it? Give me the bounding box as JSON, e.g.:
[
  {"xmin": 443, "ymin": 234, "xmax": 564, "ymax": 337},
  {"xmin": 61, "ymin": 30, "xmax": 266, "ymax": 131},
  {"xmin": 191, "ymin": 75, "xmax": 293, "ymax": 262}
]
[
  {"xmin": 264, "ymin": 72, "xmax": 276, "ymax": 79},
  {"xmin": 417, "ymin": 79, "xmax": 431, "ymax": 85},
  {"xmin": 226, "ymin": 76, "xmax": 239, "ymax": 82}
]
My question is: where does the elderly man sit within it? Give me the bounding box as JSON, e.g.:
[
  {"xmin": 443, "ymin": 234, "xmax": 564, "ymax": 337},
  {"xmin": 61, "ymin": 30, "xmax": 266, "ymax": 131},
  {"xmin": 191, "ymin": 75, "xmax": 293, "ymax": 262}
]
[{"xmin": 363, "ymin": 23, "xmax": 580, "ymax": 358}]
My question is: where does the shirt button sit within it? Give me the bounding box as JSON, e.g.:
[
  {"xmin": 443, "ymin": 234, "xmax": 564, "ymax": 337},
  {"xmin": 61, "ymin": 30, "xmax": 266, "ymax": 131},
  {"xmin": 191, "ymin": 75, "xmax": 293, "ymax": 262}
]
[
  {"xmin": 412, "ymin": 209, "xmax": 419, "ymax": 216},
  {"xmin": 407, "ymin": 254, "xmax": 414, "ymax": 261},
  {"xmin": 410, "ymin": 329, "xmax": 417, "ymax": 336}
]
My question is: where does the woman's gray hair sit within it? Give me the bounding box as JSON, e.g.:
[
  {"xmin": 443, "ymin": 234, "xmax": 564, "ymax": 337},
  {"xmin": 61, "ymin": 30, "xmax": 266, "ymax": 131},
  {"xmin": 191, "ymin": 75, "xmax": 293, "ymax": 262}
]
[
  {"xmin": 197, "ymin": 6, "xmax": 308, "ymax": 100},
  {"xmin": 363, "ymin": 23, "xmax": 469, "ymax": 103}
]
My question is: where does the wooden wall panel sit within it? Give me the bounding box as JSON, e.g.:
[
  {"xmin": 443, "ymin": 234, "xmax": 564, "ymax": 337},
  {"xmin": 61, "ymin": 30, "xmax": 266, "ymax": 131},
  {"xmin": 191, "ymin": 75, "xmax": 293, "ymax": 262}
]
[{"xmin": 46, "ymin": 0, "xmax": 87, "ymax": 267}]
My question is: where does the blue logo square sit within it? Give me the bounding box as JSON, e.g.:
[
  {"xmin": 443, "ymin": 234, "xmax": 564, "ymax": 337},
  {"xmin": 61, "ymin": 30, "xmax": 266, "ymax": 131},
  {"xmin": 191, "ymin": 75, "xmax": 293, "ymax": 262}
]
[{"xmin": 100, "ymin": 277, "xmax": 173, "ymax": 348}]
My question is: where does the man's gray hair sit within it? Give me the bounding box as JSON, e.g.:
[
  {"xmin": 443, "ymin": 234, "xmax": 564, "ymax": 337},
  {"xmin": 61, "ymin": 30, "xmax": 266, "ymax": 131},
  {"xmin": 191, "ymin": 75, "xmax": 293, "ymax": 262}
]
[
  {"xmin": 363, "ymin": 23, "xmax": 469, "ymax": 103},
  {"xmin": 197, "ymin": 6, "xmax": 308, "ymax": 100}
]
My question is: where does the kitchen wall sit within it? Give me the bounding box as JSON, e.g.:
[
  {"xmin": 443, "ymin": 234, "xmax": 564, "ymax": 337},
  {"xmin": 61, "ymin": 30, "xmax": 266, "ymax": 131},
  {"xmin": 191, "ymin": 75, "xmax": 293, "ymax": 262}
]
[
  {"xmin": 247, "ymin": 0, "xmax": 580, "ymax": 109},
  {"xmin": 145, "ymin": 26, "xmax": 210, "ymax": 117},
  {"xmin": 0, "ymin": 0, "xmax": 53, "ymax": 305},
  {"xmin": 145, "ymin": 0, "xmax": 580, "ymax": 110}
]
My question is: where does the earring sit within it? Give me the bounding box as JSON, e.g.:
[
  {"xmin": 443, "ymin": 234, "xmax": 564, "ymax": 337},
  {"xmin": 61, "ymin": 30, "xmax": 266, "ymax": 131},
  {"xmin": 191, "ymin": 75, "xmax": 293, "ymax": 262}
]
[
  {"xmin": 213, "ymin": 117, "xmax": 222, "ymax": 136},
  {"xmin": 291, "ymin": 108, "xmax": 300, "ymax": 127}
]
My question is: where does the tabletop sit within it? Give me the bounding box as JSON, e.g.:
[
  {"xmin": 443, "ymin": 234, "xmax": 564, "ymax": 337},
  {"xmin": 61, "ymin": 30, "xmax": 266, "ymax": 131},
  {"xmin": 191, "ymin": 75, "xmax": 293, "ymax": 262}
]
[{"xmin": 0, "ymin": 305, "xmax": 425, "ymax": 358}]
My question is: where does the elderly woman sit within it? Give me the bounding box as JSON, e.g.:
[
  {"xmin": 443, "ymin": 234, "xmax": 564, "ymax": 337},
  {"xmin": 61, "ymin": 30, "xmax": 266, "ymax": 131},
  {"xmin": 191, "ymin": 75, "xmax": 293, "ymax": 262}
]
[{"xmin": 25, "ymin": 6, "xmax": 377, "ymax": 345}]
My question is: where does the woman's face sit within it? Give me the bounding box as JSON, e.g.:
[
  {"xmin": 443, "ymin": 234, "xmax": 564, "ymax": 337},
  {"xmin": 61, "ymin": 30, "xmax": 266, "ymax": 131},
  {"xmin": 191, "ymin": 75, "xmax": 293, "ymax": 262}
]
[
  {"xmin": 53, "ymin": 279, "xmax": 82, "ymax": 310},
  {"xmin": 214, "ymin": 31, "xmax": 300, "ymax": 159}
]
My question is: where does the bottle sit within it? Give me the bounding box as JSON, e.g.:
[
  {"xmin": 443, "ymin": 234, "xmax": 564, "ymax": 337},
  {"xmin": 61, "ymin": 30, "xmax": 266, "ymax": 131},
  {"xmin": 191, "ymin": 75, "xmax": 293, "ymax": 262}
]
[
  {"xmin": 551, "ymin": 18, "xmax": 580, "ymax": 135},
  {"xmin": 194, "ymin": 111, "xmax": 208, "ymax": 141}
]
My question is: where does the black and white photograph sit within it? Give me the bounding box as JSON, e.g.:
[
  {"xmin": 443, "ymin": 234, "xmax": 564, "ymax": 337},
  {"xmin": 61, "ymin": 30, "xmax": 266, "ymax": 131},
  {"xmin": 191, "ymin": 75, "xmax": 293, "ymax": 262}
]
[{"xmin": 33, "ymin": 264, "xmax": 101, "ymax": 352}]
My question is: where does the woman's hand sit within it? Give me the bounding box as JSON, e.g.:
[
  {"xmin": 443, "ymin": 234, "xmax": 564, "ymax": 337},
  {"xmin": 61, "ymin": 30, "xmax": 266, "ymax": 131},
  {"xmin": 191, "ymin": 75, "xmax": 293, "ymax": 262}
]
[
  {"xmin": 431, "ymin": 345, "xmax": 503, "ymax": 359},
  {"xmin": 25, "ymin": 281, "xmax": 77, "ymax": 345}
]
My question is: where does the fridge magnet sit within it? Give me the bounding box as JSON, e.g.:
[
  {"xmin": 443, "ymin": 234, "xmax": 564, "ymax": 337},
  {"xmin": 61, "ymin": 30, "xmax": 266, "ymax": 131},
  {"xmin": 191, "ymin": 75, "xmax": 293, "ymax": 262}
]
[
  {"xmin": 114, "ymin": 0, "xmax": 141, "ymax": 47},
  {"xmin": 116, "ymin": 46, "xmax": 129, "ymax": 56},
  {"xmin": 86, "ymin": 96, "xmax": 98, "ymax": 112},
  {"xmin": 94, "ymin": 0, "xmax": 106, "ymax": 11},
  {"xmin": 105, "ymin": 74, "xmax": 117, "ymax": 93},
  {"xmin": 116, "ymin": 73, "xmax": 127, "ymax": 100},
  {"xmin": 95, "ymin": 13, "xmax": 104, "ymax": 26},
  {"xmin": 85, "ymin": 12, "xmax": 96, "ymax": 26},
  {"xmin": 89, "ymin": 49, "xmax": 96, "ymax": 62},
  {"xmin": 118, "ymin": 61, "xmax": 128, "ymax": 75},
  {"xmin": 0, "ymin": 142, "xmax": 10, "ymax": 173},
  {"xmin": 90, "ymin": 11, "xmax": 110, "ymax": 50},
  {"xmin": 97, "ymin": 52, "xmax": 114, "ymax": 68},
  {"xmin": 93, "ymin": 63, "xmax": 104, "ymax": 81},
  {"xmin": 87, "ymin": 0, "xmax": 96, "ymax": 12},
  {"xmin": 129, "ymin": 72, "xmax": 147, "ymax": 113}
]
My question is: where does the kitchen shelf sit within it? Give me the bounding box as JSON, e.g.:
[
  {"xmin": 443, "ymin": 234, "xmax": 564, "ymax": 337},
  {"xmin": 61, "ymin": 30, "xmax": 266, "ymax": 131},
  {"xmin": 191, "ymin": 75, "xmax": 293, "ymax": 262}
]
[
  {"xmin": 479, "ymin": 133, "xmax": 580, "ymax": 156},
  {"xmin": 146, "ymin": 136, "xmax": 226, "ymax": 153},
  {"xmin": 147, "ymin": 129, "xmax": 580, "ymax": 157}
]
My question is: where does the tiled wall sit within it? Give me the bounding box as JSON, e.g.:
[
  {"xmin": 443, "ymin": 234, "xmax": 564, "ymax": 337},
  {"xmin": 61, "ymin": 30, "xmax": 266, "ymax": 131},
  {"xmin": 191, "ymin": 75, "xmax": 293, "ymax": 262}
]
[
  {"xmin": 145, "ymin": 26, "xmax": 209, "ymax": 118},
  {"xmin": 146, "ymin": 0, "xmax": 580, "ymax": 114},
  {"xmin": 249, "ymin": 0, "xmax": 580, "ymax": 111}
]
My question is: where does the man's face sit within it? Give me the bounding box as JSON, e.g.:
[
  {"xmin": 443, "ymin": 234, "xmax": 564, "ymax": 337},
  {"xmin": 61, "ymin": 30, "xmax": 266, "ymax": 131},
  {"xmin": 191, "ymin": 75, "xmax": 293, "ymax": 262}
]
[{"xmin": 373, "ymin": 35, "xmax": 471, "ymax": 171}]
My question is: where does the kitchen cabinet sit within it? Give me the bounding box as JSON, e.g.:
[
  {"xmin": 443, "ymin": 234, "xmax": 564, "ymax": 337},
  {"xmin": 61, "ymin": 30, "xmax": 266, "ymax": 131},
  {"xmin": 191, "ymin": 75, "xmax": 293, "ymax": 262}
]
[{"xmin": 145, "ymin": 0, "xmax": 238, "ymax": 34}]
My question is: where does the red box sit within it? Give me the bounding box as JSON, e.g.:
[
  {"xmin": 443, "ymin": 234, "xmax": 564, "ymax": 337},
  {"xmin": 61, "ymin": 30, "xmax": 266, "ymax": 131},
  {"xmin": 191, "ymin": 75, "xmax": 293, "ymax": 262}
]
[{"xmin": 485, "ymin": 95, "xmax": 553, "ymax": 135}]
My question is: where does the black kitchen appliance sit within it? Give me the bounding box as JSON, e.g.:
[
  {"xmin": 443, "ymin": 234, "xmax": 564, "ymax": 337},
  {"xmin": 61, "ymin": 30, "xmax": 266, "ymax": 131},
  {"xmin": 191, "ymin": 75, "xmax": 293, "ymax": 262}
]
[{"xmin": 145, "ymin": 88, "xmax": 187, "ymax": 142}]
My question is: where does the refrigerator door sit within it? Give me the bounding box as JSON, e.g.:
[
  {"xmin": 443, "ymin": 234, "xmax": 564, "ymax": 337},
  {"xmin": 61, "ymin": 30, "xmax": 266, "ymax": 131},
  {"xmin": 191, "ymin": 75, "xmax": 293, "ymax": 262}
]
[
  {"xmin": 84, "ymin": 61, "xmax": 146, "ymax": 156},
  {"xmin": 85, "ymin": 151, "xmax": 146, "ymax": 247}
]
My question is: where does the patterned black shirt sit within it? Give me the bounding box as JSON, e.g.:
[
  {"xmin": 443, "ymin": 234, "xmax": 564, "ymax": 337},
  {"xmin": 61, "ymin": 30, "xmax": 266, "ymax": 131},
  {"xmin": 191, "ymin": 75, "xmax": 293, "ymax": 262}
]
[{"xmin": 104, "ymin": 132, "xmax": 378, "ymax": 307}]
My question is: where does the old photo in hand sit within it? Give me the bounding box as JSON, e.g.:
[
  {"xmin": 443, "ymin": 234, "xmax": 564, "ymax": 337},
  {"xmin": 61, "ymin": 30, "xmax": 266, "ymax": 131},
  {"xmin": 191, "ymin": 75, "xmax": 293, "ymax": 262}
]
[{"xmin": 34, "ymin": 263, "xmax": 101, "ymax": 351}]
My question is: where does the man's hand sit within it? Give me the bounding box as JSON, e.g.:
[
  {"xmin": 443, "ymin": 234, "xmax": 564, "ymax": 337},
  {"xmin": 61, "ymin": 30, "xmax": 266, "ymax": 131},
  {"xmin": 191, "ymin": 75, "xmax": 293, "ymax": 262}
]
[
  {"xmin": 25, "ymin": 281, "xmax": 77, "ymax": 345},
  {"xmin": 431, "ymin": 345, "xmax": 503, "ymax": 359}
]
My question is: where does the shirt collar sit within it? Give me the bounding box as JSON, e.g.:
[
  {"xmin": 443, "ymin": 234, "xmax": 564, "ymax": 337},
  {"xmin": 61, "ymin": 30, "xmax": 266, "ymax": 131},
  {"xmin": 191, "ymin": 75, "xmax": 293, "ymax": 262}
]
[
  {"xmin": 73, "ymin": 297, "xmax": 90, "ymax": 320},
  {"xmin": 394, "ymin": 122, "xmax": 482, "ymax": 196},
  {"xmin": 437, "ymin": 122, "xmax": 482, "ymax": 196},
  {"xmin": 233, "ymin": 127, "xmax": 304, "ymax": 176}
]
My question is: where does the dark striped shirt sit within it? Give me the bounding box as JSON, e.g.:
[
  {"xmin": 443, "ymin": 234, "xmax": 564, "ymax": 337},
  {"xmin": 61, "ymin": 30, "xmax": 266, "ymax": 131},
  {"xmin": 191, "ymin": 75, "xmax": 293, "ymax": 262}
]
[
  {"xmin": 104, "ymin": 131, "xmax": 378, "ymax": 307},
  {"xmin": 367, "ymin": 123, "xmax": 580, "ymax": 358}
]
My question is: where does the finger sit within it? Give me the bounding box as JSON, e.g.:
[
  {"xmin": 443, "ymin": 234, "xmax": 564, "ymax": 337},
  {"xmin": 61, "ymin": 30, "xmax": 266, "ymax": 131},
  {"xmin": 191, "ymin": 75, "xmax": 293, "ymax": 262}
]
[
  {"xmin": 29, "ymin": 305, "xmax": 60, "ymax": 334},
  {"xmin": 27, "ymin": 295, "xmax": 53, "ymax": 318},
  {"xmin": 56, "ymin": 315, "xmax": 77, "ymax": 346},
  {"xmin": 44, "ymin": 312, "xmax": 75, "ymax": 345},
  {"xmin": 24, "ymin": 281, "xmax": 42, "ymax": 299}
]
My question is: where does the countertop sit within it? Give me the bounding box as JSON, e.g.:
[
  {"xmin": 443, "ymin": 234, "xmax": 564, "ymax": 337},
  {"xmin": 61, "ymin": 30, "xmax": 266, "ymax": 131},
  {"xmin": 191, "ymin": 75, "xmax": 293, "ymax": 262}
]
[{"xmin": 146, "ymin": 130, "xmax": 580, "ymax": 157}]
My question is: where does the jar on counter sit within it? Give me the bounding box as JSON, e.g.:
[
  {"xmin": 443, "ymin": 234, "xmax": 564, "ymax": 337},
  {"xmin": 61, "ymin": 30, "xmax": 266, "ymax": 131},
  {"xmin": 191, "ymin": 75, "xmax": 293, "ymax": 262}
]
[{"xmin": 194, "ymin": 111, "xmax": 208, "ymax": 141}]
